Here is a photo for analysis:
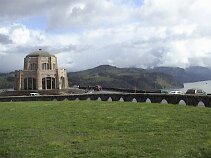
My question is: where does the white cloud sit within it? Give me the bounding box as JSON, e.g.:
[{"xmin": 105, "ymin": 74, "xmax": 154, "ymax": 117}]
[
  {"xmin": 0, "ymin": 0, "xmax": 211, "ymax": 72},
  {"xmin": 10, "ymin": 25, "xmax": 30, "ymax": 44},
  {"xmin": 47, "ymin": 0, "xmax": 139, "ymax": 29}
]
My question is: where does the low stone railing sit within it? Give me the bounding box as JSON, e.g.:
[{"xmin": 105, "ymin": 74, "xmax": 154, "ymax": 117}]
[{"xmin": 0, "ymin": 93, "xmax": 210, "ymax": 107}]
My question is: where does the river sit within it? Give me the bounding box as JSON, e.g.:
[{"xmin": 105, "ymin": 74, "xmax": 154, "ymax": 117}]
[{"xmin": 175, "ymin": 80, "xmax": 211, "ymax": 94}]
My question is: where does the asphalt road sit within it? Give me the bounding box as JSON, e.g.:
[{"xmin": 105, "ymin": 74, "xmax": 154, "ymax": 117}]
[{"xmin": 86, "ymin": 90, "xmax": 123, "ymax": 94}]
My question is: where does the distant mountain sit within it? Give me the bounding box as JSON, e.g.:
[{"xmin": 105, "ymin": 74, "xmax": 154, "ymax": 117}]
[
  {"xmin": 186, "ymin": 66, "xmax": 211, "ymax": 78},
  {"xmin": 2, "ymin": 65, "xmax": 211, "ymax": 91},
  {"xmin": 151, "ymin": 66, "xmax": 211, "ymax": 83},
  {"xmin": 68, "ymin": 65, "xmax": 183, "ymax": 91}
]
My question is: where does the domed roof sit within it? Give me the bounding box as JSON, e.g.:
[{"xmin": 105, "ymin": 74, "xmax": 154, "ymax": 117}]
[{"xmin": 26, "ymin": 49, "xmax": 55, "ymax": 57}]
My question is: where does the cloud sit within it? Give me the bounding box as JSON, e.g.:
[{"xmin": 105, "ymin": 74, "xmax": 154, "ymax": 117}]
[
  {"xmin": 0, "ymin": 0, "xmax": 211, "ymax": 72},
  {"xmin": 0, "ymin": 0, "xmax": 139, "ymax": 29},
  {"xmin": 0, "ymin": 34, "xmax": 12, "ymax": 44},
  {"xmin": 0, "ymin": 0, "xmax": 71, "ymax": 20},
  {"xmin": 48, "ymin": 0, "xmax": 139, "ymax": 29}
]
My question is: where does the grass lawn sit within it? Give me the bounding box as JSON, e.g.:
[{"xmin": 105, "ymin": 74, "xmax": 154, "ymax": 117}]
[{"xmin": 0, "ymin": 101, "xmax": 211, "ymax": 158}]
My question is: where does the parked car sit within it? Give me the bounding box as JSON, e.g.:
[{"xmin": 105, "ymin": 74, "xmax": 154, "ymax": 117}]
[
  {"xmin": 154, "ymin": 89, "xmax": 169, "ymax": 94},
  {"xmin": 94, "ymin": 85, "xmax": 102, "ymax": 91},
  {"xmin": 169, "ymin": 90, "xmax": 183, "ymax": 95},
  {"xmin": 29, "ymin": 92, "xmax": 40, "ymax": 96},
  {"xmin": 72, "ymin": 85, "xmax": 80, "ymax": 89},
  {"xmin": 185, "ymin": 89, "xmax": 206, "ymax": 95}
]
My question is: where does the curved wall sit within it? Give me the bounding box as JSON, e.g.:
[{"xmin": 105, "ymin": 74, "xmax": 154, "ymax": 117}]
[{"xmin": 0, "ymin": 93, "xmax": 210, "ymax": 107}]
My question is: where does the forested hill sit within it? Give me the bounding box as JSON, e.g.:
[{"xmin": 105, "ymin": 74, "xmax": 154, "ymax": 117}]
[
  {"xmin": 2, "ymin": 65, "xmax": 211, "ymax": 91},
  {"xmin": 68, "ymin": 65, "xmax": 183, "ymax": 91},
  {"xmin": 151, "ymin": 66, "xmax": 211, "ymax": 83},
  {"xmin": 0, "ymin": 73, "xmax": 14, "ymax": 89}
]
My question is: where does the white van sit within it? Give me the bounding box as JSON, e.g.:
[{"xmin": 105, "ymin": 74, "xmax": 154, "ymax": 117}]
[{"xmin": 29, "ymin": 93, "xmax": 40, "ymax": 96}]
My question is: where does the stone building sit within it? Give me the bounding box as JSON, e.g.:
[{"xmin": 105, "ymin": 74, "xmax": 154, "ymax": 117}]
[{"xmin": 14, "ymin": 49, "xmax": 69, "ymax": 90}]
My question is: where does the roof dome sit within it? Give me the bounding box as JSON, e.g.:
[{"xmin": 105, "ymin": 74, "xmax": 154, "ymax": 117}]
[{"xmin": 26, "ymin": 49, "xmax": 55, "ymax": 57}]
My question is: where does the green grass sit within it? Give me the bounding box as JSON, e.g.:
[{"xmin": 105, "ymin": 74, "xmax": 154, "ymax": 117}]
[{"xmin": 0, "ymin": 101, "xmax": 211, "ymax": 158}]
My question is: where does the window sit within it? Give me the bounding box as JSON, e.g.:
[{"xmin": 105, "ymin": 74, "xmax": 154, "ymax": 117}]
[
  {"xmin": 24, "ymin": 77, "xmax": 36, "ymax": 90},
  {"xmin": 42, "ymin": 63, "xmax": 50, "ymax": 70},
  {"xmin": 42, "ymin": 77, "xmax": 56, "ymax": 90},
  {"xmin": 24, "ymin": 78, "xmax": 27, "ymax": 90},
  {"xmin": 42, "ymin": 63, "xmax": 45, "ymax": 70},
  {"xmin": 47, "ymin": 63, "xmax": 50, "ymax": 70},
  {"xmin": 30, "ymin": 63, "xmax": 36, "ymax": 70},
  {"xmin": 197, "ymin": 90, "xmax": 202, "ymax": 93}
]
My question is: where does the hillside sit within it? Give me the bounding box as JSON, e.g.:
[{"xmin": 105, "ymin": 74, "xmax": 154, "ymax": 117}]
[
  {"xmin": 68, "ymin": 65, "xmax": 183, "ymax": 91},
  {"xmin": 0, "ymin": 73, "xmax": 14, "ymax": 89},
  {"xmin": 151, "ymin": 66, "xmax": 211, "ymax": 83},
  {"xmin": 2, "ymin": 65, "xmax": 211, "ymax": 90}
]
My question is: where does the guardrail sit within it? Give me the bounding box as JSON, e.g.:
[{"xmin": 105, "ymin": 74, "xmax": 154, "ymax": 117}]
[{"xmin": 0, "ymin": 93, "xmax": 210, "ymax": 107}]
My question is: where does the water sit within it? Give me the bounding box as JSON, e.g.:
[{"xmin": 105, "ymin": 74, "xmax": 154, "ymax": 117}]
[{"xmin": 176, "ymin": 80, "xmax": 211, "ymax": 94}]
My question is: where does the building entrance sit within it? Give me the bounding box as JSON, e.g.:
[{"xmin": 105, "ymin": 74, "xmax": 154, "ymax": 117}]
[
  {"xmin": 24, "ymin": 77, "xmax": 36, "ymax": 90},
  {"xmin": 42, "ymin": 77, "xmax": 56, "ymax": 90}
]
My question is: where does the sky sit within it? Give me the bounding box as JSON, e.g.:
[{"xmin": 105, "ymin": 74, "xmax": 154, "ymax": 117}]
[{"xmin": 0, "ymin": 0, "xmax": 211, "ymax": 72}]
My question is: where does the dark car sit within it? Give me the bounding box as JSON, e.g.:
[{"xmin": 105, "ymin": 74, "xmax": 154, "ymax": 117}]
[
  {"xmin": 154, "ymin": 89, "xmax": 168, "ymax": 94},
  {"xmin": 185, "ymin": 88, "xmax": 206, "ymax": 95},
  {"xmin": 94, "ymin": 85, "xmax": 102, "ymax": 91}
]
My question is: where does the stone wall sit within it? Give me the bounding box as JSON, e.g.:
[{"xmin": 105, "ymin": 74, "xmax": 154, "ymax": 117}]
[{"xmin": 0, "ymin": 93, "xmax": 210, "ymax": 107}]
